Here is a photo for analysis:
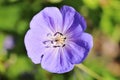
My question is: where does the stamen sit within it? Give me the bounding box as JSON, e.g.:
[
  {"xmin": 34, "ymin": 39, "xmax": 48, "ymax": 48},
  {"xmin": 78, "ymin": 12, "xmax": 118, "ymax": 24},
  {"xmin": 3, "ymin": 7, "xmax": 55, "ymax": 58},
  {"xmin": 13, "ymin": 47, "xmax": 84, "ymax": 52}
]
[
  {"xmin": 47, "ymin": 33, "xmax": 52, "ymax": 37},
  {"xmin": 54, "ymin": 32, "xmax": 63, "ymax": 36},
  {"xmin": 43, "ymin": 40, "xmax": 52, "ymax": 48},
  {"xmin": 43, "ymin": 32, "xmax": 66, "ymax": 48}
]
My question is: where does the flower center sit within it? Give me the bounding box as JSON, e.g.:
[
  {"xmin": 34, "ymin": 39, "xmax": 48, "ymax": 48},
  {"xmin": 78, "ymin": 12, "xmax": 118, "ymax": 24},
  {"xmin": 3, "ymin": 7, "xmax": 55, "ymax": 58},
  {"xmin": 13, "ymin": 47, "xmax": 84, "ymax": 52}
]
[{"xmin": 43, "ymin": 32, "xmax": 66, "ymax": 48}]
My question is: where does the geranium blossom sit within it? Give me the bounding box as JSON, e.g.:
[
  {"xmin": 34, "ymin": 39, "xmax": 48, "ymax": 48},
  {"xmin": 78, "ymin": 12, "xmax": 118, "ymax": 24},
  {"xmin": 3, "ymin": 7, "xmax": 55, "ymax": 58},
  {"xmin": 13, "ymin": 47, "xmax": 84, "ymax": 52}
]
[{"xmin": 24, "ymin": 5, "xmax": 93, "ymax": 73}]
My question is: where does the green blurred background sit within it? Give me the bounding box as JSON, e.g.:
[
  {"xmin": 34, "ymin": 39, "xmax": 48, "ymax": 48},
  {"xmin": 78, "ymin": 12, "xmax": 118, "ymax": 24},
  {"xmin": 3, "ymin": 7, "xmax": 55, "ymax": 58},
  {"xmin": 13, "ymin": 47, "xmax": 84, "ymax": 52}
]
[{"xmin": 0, "ymin": 0, "xmax": 120, "ymax": 80}]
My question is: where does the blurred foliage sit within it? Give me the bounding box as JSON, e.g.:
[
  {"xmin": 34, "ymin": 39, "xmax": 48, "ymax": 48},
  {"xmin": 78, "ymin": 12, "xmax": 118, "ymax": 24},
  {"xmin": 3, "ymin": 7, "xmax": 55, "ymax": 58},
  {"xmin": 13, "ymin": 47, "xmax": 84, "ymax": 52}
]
[{"xmin": 0, "ymin": 0, "xmax": 120, "ymax": 80}]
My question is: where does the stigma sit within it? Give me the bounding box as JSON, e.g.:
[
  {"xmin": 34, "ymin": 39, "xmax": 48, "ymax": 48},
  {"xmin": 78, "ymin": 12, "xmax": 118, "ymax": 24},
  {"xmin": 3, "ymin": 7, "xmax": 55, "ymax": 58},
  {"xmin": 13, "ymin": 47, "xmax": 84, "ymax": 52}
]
[{"xmin": 43, "ymin": 32, "xmax": 66, "ymax": 48}]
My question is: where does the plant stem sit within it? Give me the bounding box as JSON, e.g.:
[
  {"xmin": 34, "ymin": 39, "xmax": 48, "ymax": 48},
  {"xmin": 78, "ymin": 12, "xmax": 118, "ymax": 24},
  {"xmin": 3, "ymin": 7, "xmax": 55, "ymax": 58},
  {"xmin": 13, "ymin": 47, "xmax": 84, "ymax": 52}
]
[{"xmin": 76, "ymin": 64, "xmax": 103, "ymax": 80}]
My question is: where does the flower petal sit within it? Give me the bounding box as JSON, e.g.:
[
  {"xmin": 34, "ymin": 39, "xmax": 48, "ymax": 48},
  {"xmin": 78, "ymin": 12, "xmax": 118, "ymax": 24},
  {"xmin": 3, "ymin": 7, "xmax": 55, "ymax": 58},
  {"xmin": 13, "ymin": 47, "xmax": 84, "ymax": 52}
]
[
  {"xmin": 65, "ymin": 22, "xmax": 83, "ymax": 39},
  {"xmin": 75, "ymin": 12, "xmax": 87, "ymax": 31},
  {"xmin": 41, "ymin": 48, "xmax": 74, "ymax": 73},
  {"xmin": 73, "ymin": 32, "xmax": 93, "ymax": 50},
  {"xmin": 60, "ymin": 5, "xmax": 75, "ymax": 33},
  {"xmin": 24, "ymin": 29, "xmax": 48, "ymax": 64},
  {"xmin": 30, "ymin": 7, "xmax": 63, "ymax": 33},
  {"xmin": 30, "ymin": 12, "xmax": 53, "ymax": 33},
  {"xmin": 64, "ymin": 42, "xmax": 85, "ymax": 64},
  {"xmin": 65, "ymin": 12, "xmax": 87, "ymax": 37},
  {"xmin": 65, "ymin": 32, "xmax": 93, "ymax": 64}
]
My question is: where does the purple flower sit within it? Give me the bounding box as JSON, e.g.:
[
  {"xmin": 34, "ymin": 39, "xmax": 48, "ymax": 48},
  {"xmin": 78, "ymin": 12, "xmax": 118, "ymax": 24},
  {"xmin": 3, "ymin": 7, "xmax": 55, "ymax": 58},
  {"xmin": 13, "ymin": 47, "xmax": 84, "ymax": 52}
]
[
  {"xmin": 4, "ymin": 35, "xmax": 15, "ymax": 50},
  {"xmin": 24, "ymin": 5, "xmax": 93, "ymax": 73}
]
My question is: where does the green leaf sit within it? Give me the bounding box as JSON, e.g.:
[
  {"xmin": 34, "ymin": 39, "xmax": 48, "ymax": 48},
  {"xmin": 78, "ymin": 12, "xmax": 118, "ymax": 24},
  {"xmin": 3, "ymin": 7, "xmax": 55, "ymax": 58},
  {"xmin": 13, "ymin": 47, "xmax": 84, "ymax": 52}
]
[
  {"xmin": 100, "ymin": 14, "xmax": 113, "ymax": 35},
  {"xmin": 0, "ymin": 62, "xmax": 6, "ymax": 73},
  {"xmin": 7, "ymin": 55, "xmax": 33, "ymax": 79},
  {"xmin": 0, "ymin": 5, "xmax": 20, "ymax": 31},
  {"xmin": 16, "ymin": 20, "xmax": 28, "ymax": 35},
  {"xmin": 83, "ymin": 0, "xmax": 99, "ymax": 9}
]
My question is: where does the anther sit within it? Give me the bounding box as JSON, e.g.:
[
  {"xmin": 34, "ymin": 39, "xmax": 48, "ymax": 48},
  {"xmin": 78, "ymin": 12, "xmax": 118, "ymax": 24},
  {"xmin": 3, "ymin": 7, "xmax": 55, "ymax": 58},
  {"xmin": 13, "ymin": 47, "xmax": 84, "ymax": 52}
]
[{"xmin": 43, "ymin": 32, "xmax": 66, "ymax": 48}]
